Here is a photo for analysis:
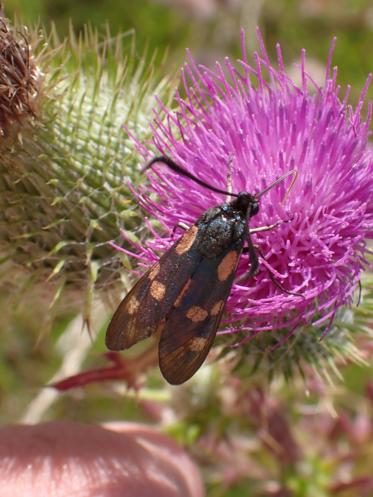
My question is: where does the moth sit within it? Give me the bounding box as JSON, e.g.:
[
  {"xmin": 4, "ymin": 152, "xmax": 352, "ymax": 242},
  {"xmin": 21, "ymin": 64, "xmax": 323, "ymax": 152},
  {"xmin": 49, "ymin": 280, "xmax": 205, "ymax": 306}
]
[{"xmin": 106, "ymin": 156, "xmax": 295, "ymax": 385}]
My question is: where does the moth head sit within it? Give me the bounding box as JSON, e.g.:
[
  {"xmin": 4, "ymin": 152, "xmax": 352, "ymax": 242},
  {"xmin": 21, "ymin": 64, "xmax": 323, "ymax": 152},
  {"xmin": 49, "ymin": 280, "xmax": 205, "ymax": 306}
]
[{"xmin": 232, "ymin": 192, "xmax": 259, "ymax": 217}]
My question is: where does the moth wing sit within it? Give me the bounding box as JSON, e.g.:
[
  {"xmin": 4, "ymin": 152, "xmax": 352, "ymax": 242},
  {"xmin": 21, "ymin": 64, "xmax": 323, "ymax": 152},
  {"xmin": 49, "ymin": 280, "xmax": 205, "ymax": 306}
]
[
  {"xmin": 105, "ymin": 225, "xmax": 201, "ymax": 350},
  {"xmin": 105, "ymin": 265, "xmax": 156, "ymax": 350},
  {"xmin": 159, "ymin": 247, "xmax": 242, "ymax": 385}
]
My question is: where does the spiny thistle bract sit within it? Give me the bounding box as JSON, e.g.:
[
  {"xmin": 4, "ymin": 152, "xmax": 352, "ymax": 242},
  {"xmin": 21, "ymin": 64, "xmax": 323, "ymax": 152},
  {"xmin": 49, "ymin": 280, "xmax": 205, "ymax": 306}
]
[
  {"xmin": 122, "ymin": 29, "xmax": 373, "ymax": 380},
  {"xmin": 0, "ymin": 14, "xmax": 175, "ymax": 317}
]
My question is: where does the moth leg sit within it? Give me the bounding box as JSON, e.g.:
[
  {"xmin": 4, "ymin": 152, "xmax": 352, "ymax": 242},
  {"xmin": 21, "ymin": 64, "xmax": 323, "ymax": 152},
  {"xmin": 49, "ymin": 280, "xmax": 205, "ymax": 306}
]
[
  {"xmin": 249, "ymin": 221, "xmax": 281, "ymax": 234},
  {"xmin": 250, "ymin": 215, "xmax": 296, "ymax": 234},
  {"xmin": 235, "ymin": 233, "xmax": 258, "ymax": 283},
  {"xmin": 238, "ymin": 239, "xmax": 303, "ymax": 298},
  {"xmin": 225, "ymin": 155, "xmax": 234, "ymax": 202},
  {"xmin": 171, "ymin": 221, "xmax": 190, "ymax": 238},
  {"xmin": 255, "ymin": 246, "xmax": 304, "ymax": 298}
]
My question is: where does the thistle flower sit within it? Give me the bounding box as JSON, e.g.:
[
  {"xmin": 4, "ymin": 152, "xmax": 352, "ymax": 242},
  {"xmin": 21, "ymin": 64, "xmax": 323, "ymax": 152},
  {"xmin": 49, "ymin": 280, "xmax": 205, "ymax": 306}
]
[{"xmin": 124, "ymin": 29, "xmax": 373, "ymax": 376}]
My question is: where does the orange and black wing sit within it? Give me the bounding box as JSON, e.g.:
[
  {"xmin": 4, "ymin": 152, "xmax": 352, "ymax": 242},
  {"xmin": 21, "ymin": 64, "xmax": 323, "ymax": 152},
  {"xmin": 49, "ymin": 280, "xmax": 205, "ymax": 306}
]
[
  {"xmin": 159, "ymin": 247, "xmax": 242, "ymax": 385},
  {"xmin": 105, "ymin": 225, "xmax": 202, "ymax": 350}
]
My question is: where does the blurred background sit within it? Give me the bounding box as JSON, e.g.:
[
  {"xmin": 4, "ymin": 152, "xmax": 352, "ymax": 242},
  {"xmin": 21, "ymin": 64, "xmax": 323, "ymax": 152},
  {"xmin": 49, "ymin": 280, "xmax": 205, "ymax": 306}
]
[
  {"xmin": 6, "ymin": 0, "xmax": 373, "ymax": 98},
  {"xmin": 1, "ymin": 1, "xmax": 373, "ymax": 496}
]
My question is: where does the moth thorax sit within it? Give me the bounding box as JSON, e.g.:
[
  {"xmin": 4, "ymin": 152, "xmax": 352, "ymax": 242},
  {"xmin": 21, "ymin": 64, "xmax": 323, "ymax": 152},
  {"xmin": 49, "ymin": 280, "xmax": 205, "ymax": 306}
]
[{"xmin": 200, "ymin": 216, "xmax": 245, "ymax": 257}]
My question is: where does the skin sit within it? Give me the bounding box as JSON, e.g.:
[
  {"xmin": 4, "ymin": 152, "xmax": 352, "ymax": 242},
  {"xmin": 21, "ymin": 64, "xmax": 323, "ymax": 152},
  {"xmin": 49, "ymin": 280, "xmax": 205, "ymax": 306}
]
[{"xmin": 0, "ymin": 421, "xmax": 205, "ymax": 497}]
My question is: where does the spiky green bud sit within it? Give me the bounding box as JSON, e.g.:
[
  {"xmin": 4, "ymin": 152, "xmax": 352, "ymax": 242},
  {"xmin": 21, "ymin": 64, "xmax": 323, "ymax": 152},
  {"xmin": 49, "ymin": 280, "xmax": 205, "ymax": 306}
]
[{"xmin": 0, "ymin": 15, "xmax": 175, "ymax": 316}]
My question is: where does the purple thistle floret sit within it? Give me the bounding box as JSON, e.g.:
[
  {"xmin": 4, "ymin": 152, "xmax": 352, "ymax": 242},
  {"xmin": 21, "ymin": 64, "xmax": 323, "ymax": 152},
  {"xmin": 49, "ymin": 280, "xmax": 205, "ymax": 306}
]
[{"xmin": 120, "ymin": 29, "xmax": 373, "ymax": 341}]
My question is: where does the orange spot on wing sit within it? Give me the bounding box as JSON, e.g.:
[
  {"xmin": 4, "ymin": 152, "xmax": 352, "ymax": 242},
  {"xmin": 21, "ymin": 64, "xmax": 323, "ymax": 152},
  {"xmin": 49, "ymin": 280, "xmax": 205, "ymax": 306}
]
[
  {"xmin": 150, "ymin": 281, "xmax": 166, "ymax": 301},
  {"xmin": 186, "ymin": 306, "xmax": 208, "ymax": 322},
  {"xmin": 217, "ymin": 251, "xmax": 238, "ymax": 281},
  {"xmin": 189, "ymin": 337, "xmax": 208, "ymax": 352},
  {"xmin": 175, "ymin": 225, "xmax": 198, "ymax": 255},
  {"xmin": 210, "ymin": 300, "xmax": 225, "ymax": 316},
  {"xmin": 127, "ymin": 296, "xmax": 140, "ymax": 315},
  {"xmin": 148, "ymin": 263, "xmax": 160, "ymax": 281}
]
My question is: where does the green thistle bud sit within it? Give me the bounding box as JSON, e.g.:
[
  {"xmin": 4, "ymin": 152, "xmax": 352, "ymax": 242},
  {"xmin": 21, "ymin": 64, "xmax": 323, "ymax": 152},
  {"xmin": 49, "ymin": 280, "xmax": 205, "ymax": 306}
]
[{"xmin": 0, "ymin": 14, "xmax": 175, "ymax": 315}]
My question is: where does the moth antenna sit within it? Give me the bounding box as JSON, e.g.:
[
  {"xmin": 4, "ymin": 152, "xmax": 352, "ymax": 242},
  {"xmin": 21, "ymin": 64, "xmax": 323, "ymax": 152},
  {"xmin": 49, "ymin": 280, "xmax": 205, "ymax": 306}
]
[
  {"xmin": 282, "ymin": 169, "xmax": 298, "ymax": 204},
  {"xmin": 256, "ymin": 169, "xmax": 298, "ymax": 199},
  {"xmin": 143, "ymin": 156, "xmax": 239, "ymax": 198}
]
